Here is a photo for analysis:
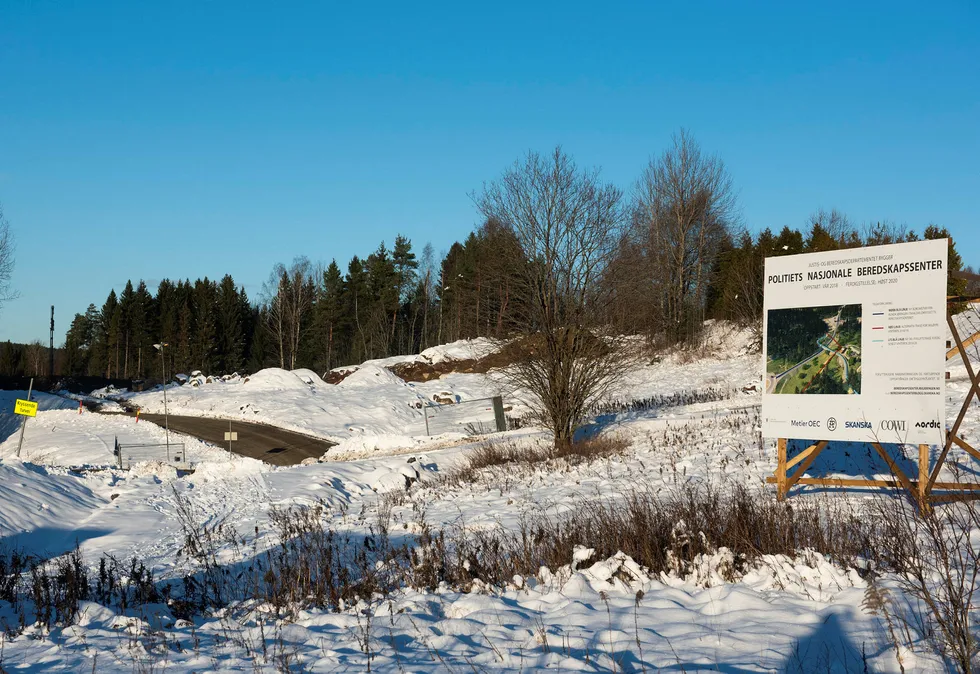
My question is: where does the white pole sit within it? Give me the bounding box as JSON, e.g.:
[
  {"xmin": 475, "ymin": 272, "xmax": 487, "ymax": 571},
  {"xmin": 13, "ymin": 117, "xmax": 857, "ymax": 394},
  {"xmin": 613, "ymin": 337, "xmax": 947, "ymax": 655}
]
[{"xmin": 16, "ymin": 378, "xmax": 33, "ymax": 458}]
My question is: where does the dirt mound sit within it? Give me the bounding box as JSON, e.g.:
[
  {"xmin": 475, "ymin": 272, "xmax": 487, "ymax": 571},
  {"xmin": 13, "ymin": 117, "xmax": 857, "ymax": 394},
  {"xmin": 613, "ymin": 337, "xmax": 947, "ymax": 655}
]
[
  {"xmin": 323, "ymin": 368, "xmax": 357, "ymax": 385},
  {"xmin": 389, "ymin": 337, "xmax": 534, "ymax": 382}
]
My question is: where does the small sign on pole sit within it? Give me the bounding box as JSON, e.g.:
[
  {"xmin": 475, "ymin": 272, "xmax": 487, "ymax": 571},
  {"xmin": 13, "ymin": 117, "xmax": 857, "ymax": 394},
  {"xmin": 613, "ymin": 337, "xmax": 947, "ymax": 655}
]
[
  {"xmin": 15, "ymin": 378, "xmax": 34, "ymax": 458},
  {"xmin": 225, "ymin": 421, "xmax": 237, "ymax": 454},
  {"xmin": 14, "ymin": 399, "xmax": 38, "ymax": 417}
]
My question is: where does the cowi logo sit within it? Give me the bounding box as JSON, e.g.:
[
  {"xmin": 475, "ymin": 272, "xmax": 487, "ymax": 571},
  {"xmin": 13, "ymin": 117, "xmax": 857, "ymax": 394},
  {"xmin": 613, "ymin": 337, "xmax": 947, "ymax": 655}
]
[{"xmin": 880, "ymin": 420, "xmax": 907, "ymax": 432}]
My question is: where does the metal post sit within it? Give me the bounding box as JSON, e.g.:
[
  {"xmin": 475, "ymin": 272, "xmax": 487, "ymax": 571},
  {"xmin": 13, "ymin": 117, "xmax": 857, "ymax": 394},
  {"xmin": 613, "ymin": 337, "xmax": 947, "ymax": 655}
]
[
  {"xmin": 423, "ymin": 406, "xmax": 430, "ymax": 436},
  {"xmin": 49, "ymin": 306, "xmax": 55, "ymax": 378},
  {"xmin": 492, "ymin": 396, "xmax": 506, "ymax": 433},
  {"xmin": 16, "ymin": 378, "xmax": 33, "ymax": 458},
  {"xmin": 228, "ymin": 419, "xmax": 233, "ymax": 453}
]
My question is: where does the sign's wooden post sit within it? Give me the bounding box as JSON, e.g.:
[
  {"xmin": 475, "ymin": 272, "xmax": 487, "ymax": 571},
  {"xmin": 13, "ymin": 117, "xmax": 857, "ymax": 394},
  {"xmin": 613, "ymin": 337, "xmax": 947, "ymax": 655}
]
[
  {"xmin": 776, "ymin": 438, "xmax": 787, "ymax": 501},
  {"xmin": 918, "ymin": 444, "xmax": 930, "ymax": 513}
]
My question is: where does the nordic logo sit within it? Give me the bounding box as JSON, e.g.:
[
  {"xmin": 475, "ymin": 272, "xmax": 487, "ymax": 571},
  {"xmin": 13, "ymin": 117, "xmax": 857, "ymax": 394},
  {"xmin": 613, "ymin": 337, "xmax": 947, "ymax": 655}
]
[{"xmin": 915, "ymin": 420, "xmax": 942, "ymax": 429}]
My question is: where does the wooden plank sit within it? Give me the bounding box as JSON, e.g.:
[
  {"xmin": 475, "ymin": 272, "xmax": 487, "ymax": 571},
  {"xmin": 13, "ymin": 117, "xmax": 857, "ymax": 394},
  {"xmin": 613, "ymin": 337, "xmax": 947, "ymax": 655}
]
[
  {"xmin": 786, "ymin": 442, "xmax": 820, "ymax": 470},
  {"xmin": 765, "ymin": 476, "xmax": 980, "ymax": 491},
  {"xmin": 928, "ymin": 314, "xmax": 980, "ymax": 493},
  {"xmin": 786, "ymin": 441, "xmax": 829, "ymax": 489},
  {"xmin": 950, "ymin": 433, "xmax": 980, "ymax": 463},
  {"xmin": 947, "ymin": 330, "xmax": 980, "ymax": 361},
  {"xmin": 766, "ymin": 477, "xmax": 900, "ymax": 488},
  {"xmin": 930, "ymin": 493, "xmax": 980, "ymax": 505},
  {"xmin": 919, "ymin": 444, "xmax": 930, "ymax": 512},
  {"xmin": 872, "ymin": 442, "xmax": 915, "ymax": 495}
]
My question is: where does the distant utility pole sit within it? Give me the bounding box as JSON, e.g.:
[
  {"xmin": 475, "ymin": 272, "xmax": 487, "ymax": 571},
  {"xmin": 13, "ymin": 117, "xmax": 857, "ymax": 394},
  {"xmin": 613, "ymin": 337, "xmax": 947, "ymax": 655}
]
[
  {"xmin": 153, "ymin": 342, "xmax": 171, "ymax": 462},
  {"xmin": 49, "ymin": 306, "xmax": 55, "ymax": 378}
]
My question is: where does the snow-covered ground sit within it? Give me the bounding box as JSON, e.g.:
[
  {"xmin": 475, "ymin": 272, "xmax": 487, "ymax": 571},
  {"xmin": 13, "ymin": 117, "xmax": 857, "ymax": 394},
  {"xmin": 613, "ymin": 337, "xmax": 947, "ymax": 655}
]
[
  {"xmin": 0, "ymin": 321, "xmax": 975, "ymax": 670},
  {"xmin": 116, "ymin": 339, "xmax": 509, "ymax": 442}
]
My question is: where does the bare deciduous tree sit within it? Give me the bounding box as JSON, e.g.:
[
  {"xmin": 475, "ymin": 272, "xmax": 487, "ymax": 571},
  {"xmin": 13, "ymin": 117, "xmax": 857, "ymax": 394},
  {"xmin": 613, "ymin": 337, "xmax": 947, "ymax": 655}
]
[
  {"xmin": 474, "ymin": 147, "xmax": 628, "ymax": 449},
  {"xmin": 807, "ymin": 207, "xmax": 860, "ymax": 249},
  {"xmin": 635, "ymin": 130, "xmax": 737, "ymax": 344},
  {"xmin": 26, "ymin": 340, "xmax": 45, "ymax": 377},
  {"xmin": 263, "ymin": 257, "xmax": 314, "ymax": 370},
  {"xmin": 863, "ymin": 220, "xmax": 914, "ymax": 247},
  {"xmin": 0, "ymin": 204, "xmax": 16, "ymax": 314}
]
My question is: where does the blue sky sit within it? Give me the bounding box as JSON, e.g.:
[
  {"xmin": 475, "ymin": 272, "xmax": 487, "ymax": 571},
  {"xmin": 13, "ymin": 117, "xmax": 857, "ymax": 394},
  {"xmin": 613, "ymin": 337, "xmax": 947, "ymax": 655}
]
[{"xmin": 1, "ymin": 1, "xmax": 977, "ymax": 344}]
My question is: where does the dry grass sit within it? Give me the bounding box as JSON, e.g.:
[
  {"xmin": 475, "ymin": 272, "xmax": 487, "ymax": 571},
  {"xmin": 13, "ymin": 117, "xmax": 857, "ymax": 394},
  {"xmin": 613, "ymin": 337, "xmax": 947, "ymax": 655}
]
[
  {"xmin": 444, "ymin": 435, "xmax": 629, "ymax": 485},
  {"xmin": 417, "ymin": 483, "xmax": 875, "ymax": 592}
]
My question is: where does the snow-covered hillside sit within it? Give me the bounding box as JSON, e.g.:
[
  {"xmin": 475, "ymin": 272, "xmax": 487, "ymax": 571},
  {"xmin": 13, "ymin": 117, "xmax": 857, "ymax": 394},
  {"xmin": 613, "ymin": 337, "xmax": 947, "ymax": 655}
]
[{"xmin": 0, "ymin": 321, "xmax": 975, "ymax": 671}]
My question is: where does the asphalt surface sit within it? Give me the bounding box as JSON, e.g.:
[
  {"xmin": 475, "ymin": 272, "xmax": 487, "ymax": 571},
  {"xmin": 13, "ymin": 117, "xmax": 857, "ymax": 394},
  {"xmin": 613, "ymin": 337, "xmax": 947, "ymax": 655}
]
[{"xmin": 136, "ymin": 414, "xmax": 335, "ymax": 466}]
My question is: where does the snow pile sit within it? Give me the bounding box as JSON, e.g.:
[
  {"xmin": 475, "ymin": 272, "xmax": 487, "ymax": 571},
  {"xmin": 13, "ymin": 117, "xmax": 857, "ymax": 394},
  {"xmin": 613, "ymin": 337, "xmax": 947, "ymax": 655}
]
[
  {"xmin": 419, "ymin": 337, "xmax": 501, "ymax": 364},
  {"xmin": 128, "ymin": 460, "xmax": 179, "ymax": 482},
  {"xmin": 0, "ymin": 323, "xmax": 971, "ymax": 670},
  {"xmin": 124, "ymin": 364, "xmax": 509, "ymax": 442},
  {"xmin": 0, "ymin": 459, "xmax": 105, "ymax": 555}
]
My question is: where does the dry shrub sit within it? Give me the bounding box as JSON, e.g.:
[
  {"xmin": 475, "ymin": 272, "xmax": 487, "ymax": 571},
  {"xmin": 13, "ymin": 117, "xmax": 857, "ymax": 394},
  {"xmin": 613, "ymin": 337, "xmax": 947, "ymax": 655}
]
[
  {"xmin": 552, "ymin": 435, "xmax": 629, "ymax": 462},
  {"xmin": 868, "ymin": 495, "xmax": 980, "ymax": 673},
  {"xmin": 419, "ymin": 484, "xmax": 874, "ymax": 591},
  {"xmin": 445, "ymin": 435, "xmax": 629, "ymax": 485},
  {"xmin": 0, "ymin": 546, "xmax": 162, "ymax": 634},
  {"xmin": 468, "ymin": 439, "xmax": 544, "ymax": 470}
]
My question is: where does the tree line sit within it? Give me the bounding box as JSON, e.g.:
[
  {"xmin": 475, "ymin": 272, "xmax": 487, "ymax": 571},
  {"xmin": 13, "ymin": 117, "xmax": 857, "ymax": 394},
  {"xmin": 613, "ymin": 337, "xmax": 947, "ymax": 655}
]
[
  {"xmin": 704, "ymin": 216, "xmax": 965, "ymax": 340},
  {"xmin": 50, "ymin": 132, "xmax": 969, "ymax": 381}
]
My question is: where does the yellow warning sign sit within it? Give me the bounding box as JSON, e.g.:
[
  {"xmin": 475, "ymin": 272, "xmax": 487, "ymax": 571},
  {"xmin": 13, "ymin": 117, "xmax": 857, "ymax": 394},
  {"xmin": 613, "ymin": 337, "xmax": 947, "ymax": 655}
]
[{"xmin": 14, "ymin": 399, "xmax": 37, "ymax": 417}]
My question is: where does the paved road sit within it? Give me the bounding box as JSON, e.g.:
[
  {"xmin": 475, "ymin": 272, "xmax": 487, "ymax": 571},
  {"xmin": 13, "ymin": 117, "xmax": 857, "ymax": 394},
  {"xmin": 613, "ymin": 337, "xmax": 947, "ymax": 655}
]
[{"xmin": 136, "ymin": 414, "xmax": 335, "ymax": 466}]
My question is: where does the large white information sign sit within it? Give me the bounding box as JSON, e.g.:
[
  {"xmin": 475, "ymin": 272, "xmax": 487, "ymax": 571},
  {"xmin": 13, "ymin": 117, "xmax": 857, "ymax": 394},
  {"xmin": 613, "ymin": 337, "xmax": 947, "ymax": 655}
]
[{"xmin": 762, "ymin": 238, "xmax": 947, "ymax": 443}]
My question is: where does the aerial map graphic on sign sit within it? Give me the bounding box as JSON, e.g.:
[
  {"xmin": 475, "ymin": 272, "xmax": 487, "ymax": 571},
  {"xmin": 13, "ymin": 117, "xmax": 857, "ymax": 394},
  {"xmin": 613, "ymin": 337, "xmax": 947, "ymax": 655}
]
[
  {"xmin": 766, "ymin": 303, "xmax": 862, "ymax": 395},
  {"xmin": 762, "ymin": 238, "xmax": 948, "ymax": 443}
]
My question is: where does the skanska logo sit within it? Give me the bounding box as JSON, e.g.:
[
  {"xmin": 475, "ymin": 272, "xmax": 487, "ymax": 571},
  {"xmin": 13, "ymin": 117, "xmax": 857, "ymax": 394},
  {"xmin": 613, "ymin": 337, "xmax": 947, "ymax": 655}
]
[
  {"xmin": 844, "ymin": 420, "xmax": 872, "ymax": 430},
  {"xmin": 915, "ymin": 420, "xmax": 942, "ymax": 429}
]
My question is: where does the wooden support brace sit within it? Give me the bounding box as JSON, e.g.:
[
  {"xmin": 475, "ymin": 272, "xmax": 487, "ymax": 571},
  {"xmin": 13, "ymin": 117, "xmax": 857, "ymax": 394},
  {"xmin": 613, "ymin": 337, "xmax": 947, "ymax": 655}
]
[
  {"xmin": 785, "ymin": 441, "xmax": 829, "ymax": 490},
  {"xmin": 927, "ymin": 314, "xmax": 980, "ymax": 494},
  {"xmin": 950, "ymin": 433, "xmax": 980, "ymax": 463},
  {"xmin": 946, "ymin": 330, "xmax": 980, "ymax": 361},
  {"xmin": 872, "ymin": 442, "xmax": 915, "ymax": 496},
  {"xmin": 787, "ymin": 442, "xmax": 820, "ymax": 470},
  {"xmin": 929, "ymin": 493, "xmax": 980, "ymax": 505},
  {"xmin": 765, "ymin": 476, "xmax": 980, "ymax": 491},
  {"xmin": 919, "ymin": 444, "xmax": 930, "ymax": 512}
]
